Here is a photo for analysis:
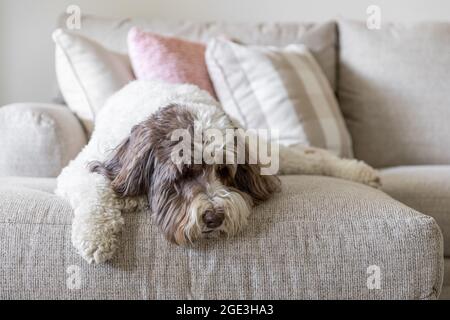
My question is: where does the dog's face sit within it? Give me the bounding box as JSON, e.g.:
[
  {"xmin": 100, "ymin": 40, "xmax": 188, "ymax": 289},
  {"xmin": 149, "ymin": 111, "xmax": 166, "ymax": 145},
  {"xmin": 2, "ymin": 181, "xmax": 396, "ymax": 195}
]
[{"xmin": 90, "ymin": 104, "xmax": 280, "ymax": 245}]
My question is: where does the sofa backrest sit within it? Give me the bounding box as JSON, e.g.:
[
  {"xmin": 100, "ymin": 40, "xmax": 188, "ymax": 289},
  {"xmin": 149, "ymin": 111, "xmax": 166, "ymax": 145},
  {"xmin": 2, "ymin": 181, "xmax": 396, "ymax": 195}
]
[
  {"xmin": 58, "ymin": 14, "xmax": 338, "ymax": 90},
  {"xmin": 58, "ymin": 15, "xmax": 450, "ymax": 167},
  {"xmin": 338, "ymin": 20, "xmax": 450, "ymax": 167}
]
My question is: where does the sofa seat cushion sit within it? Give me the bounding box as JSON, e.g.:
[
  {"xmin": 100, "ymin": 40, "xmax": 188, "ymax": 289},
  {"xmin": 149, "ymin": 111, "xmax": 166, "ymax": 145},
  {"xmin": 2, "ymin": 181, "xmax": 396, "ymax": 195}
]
[
  {"xmin": 381, "ymin": 166, "xmax": 450, "ymax": 256},
  {"xmin": 441, "ymin": 258, "xmax": 450, "ymax": 300},
  {"xmin": 0, "ymin": 176, "xmax": 443, "ymax": 299}
]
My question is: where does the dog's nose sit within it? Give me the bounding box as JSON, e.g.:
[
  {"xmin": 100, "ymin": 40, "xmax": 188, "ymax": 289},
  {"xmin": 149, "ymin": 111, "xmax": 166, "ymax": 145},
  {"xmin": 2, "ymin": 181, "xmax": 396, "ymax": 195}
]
[{"xmin": 202, "ymin": 209, "xmax": 224, "ymax": 229}]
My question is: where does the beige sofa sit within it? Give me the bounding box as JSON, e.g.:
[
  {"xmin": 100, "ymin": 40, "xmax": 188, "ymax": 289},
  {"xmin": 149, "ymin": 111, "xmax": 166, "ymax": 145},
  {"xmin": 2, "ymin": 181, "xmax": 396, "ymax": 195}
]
[{"xmin": 0, "ymin": 16, "xmax": 449, "ymax": 299}]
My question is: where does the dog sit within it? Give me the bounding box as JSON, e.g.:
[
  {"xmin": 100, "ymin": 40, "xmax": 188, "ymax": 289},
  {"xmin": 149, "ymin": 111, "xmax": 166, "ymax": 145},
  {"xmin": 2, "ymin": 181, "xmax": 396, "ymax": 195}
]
[
  {"xmin": 56, "ymin": 80, "xmax": 380, "ymax": 264},
  {"xmin": 88, "ymin": 102, "xmax": 281, "ymax": 246},
  {"xmin": 87, "ymin": 98, "xmax": 382, "ymax": 248}
]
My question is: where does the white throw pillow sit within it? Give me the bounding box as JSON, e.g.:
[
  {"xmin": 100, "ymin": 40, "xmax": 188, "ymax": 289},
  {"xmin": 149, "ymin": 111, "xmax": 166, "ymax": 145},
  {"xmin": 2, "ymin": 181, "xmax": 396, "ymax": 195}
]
[
  {"xmin": 52, "ymin": 29, "xmax": 134, "ymax": 134},
  {"xmin": 206, "ymin": 38, "xmax": 353, "ymax": 158}
]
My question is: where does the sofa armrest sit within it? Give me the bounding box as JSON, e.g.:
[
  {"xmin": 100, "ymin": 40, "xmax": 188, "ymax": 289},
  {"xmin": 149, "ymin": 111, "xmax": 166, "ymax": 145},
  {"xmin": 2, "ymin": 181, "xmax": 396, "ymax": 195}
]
[{"xmin": 0, "ymin": 103, "xmax": 87, "ymax": 177}]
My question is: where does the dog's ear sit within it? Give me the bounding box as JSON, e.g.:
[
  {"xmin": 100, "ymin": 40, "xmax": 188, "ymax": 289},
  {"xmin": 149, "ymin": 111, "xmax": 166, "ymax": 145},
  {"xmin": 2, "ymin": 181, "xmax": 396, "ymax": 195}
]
[
  {"xmin": 89, "ymin": 123, "xmax": 155, "ymax": 197},
  {"xmin": 231, "ymin": 128, "xmax": 281, "ymax": 205},
  {"xmin": 234, "ymin": 162, "xmax": 280, "ymax": 205}
]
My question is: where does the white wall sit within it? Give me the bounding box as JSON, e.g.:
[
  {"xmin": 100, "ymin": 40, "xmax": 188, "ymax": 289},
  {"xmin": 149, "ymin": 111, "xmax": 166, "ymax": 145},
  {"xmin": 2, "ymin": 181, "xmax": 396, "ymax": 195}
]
[{"xmin": 0, "ymin": 0, "xmax": 449, "ymax": 105}]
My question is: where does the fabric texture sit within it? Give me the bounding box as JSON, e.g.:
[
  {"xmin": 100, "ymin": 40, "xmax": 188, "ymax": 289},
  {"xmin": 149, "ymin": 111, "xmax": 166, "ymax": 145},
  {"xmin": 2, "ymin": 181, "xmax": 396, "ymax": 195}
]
[
  {"xmin": 206, "ymin": 38, "xmax": 352, "ymax": 157},
  {"xmin": 0, "ymin": 103, "xmax": 87, "ymax": 177},
  {"xmin": 127, "ymin": 27, "xmax": 215, "ymax": 96},
  {"xmin": 53, "ymin": 29, "xmax": 134, "ymax": 134},
  {"xmin": 381, "ymin": 166, "xmax": 450, "ymax": 256},
  {"xmin": 58, "ymin": 15, "xmax": 338, "ymax": 91},
  {"xmin": 0, "ymin": 175, "xmax": 444, "ymax": 299},
  {"xmin": 338, "ymin": 20, "xmax": 450, "ymax": 167}
]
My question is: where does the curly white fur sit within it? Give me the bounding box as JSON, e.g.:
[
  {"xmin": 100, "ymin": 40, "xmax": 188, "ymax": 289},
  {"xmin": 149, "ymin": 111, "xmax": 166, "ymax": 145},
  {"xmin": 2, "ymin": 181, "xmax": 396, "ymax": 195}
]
[{"xmin": 56, "ymin": 80, "xmax": 380, "ymax": 264}]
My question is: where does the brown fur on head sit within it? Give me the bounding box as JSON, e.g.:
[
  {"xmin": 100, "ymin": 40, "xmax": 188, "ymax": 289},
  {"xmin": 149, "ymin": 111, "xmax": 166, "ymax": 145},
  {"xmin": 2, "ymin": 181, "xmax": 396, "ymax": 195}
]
[{"xmin": 89, "ymin": 104, "xmax": 280, "ymax": 245}]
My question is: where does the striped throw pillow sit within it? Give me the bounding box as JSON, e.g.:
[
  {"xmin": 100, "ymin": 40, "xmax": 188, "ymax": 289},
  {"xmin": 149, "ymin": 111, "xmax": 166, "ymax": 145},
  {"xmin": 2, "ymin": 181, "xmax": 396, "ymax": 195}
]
[{"xmin": 206, "ymin": 38, "xmax": 353, "ymax": 158}]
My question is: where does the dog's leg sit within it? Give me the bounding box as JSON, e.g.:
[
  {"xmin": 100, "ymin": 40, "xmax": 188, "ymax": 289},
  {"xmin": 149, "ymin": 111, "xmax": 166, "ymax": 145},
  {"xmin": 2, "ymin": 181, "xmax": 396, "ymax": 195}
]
[
  {"xmin": 71, "ymin": 202, "xmax": 123, "ymax": 264},
  {"xmin": 57, "ymin": 150, "xmax": 146, "ymax": 264},
  {"xmin": 278, "ymin": 145, "xmax": 381, "ymax": 188},
  {"xmin": 70, "ymin": 182, "xmax": 146, "ymax": 264}
]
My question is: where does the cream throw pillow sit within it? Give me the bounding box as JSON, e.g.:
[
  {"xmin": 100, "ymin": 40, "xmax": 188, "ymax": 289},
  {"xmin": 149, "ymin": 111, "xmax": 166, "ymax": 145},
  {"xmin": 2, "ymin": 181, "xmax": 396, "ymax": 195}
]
[
  {"xmin": 52, "ymin": 29, "xmax": 134, "ymax": 134},
  {"xmin": 206, "ymin": 38, "xmax": 353, "ymax": 158}
]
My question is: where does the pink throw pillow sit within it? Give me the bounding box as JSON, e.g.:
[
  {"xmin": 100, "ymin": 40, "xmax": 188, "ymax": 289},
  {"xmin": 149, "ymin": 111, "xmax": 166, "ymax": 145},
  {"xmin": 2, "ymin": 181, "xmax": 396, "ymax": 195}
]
[{"xmin": 127, "ymin": 27, "xmax": 215, "ymax": 97}]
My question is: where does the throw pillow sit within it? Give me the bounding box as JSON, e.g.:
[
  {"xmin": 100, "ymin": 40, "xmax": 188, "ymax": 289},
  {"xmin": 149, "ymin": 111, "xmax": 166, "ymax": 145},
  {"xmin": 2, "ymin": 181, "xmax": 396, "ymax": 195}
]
[
  {"xmin": 205, "ymin": 38, "xmax": 352, "ymax": 158},
  {"xmin": 127, "ymin": 27, "xmax": 215, "ymax": 97},
  {"xmin": 52, "ymin": 29, "xmax": 134, "ymax": 134}
]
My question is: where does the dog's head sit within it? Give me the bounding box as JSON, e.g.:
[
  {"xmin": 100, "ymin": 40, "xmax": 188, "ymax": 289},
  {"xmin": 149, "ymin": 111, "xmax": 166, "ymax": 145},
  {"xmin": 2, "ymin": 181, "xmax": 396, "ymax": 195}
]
[{"xmin": 90, "ymin": 104, "xmax": 280, "ymax": 245}]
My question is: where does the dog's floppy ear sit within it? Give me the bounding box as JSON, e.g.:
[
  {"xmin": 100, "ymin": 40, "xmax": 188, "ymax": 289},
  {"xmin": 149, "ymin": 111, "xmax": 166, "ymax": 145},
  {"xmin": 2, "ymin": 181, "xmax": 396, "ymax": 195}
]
[
  {"xmin": 232, "ymin": 128, "xmax": 281, "ymax": 205},
  {"xmin": 89, "ymin": 123, "xmax": 155, "ymax": 197},
  {"xmin": 234, "ymin": 162, "xmax": 280, "ymax": 205}
]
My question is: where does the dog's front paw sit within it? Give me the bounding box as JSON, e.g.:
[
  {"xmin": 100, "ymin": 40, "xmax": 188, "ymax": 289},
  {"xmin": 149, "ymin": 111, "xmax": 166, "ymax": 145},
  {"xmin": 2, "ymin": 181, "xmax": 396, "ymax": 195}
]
[
  {"xmin": 348, "ymin": 160, "xmax": 382, "ymax": 188},
  {"xmin": 72, "ymin": 209, "xmax": 124, "ymax": 264},
  {"xmin": 76, "ymin": 235, "xmax": 120, "ymax": 264}
]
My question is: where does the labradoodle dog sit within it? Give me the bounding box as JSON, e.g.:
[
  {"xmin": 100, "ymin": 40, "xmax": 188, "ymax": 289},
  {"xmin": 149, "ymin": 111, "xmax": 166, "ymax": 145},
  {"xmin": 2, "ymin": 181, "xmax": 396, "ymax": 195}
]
[{"xmin": 56, "ymin": 80, "xmax": 380, "ymax": 264}]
